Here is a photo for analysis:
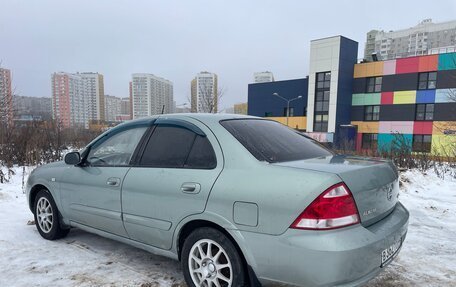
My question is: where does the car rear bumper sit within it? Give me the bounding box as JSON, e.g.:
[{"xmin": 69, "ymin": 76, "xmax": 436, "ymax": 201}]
[{"xmin": 240, "ymin": 202, "xmax": 409, "ymax": 287}]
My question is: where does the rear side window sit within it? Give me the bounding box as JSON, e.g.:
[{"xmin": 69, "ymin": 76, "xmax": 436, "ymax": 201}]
[
  {"xmin": 185, "ymin": 135, "xmax": 217, "ymax": 169},
  {"xmin": 221, "ymin": 119, "xmax": 333, "ymax": 163},
  {"xmin": 140, "ymin": 125, "xmax": 216, "ymax": 169}
]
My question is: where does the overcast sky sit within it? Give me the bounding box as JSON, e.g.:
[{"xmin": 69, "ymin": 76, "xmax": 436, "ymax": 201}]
[{"xmin": 1, "ymin": 0, "xmax": 455, "ymax": 110}]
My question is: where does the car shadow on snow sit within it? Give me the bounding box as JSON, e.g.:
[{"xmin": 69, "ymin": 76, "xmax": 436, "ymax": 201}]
[
  {"xmin": 56, "ymin": 228, "xmax": 422, "ymax": 287},
  {"xmin": 63, "ymin": 228, "xmax": 186, "ymax": 286}
]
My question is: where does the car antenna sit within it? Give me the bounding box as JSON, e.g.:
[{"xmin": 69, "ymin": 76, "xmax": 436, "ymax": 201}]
[{"xmin": 161, "ymin": 105, "xmax": 165, "ymax": 114}]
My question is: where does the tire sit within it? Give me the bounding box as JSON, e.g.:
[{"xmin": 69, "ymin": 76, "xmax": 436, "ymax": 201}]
[
  {"xmin": 182, "ymin": 227, "xmax": 246, "ymax": 287},
  {"xmin": 33, "ymin": 189, "xmax": 70, "ymax": 240}
]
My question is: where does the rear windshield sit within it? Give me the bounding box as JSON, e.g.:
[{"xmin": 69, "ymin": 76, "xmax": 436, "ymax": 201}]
[{"xmin": 221, "ymin": 119, "xmax": 333, "ymax": 163}]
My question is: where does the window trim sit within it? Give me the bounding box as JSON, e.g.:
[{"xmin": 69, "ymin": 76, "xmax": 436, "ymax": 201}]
[
  {"xmin": 364, "ymin": 105, "xmax": 380, "ymax": 121},
  {"xmin": 366, "ymin": 76, "xmax": 382, "ymax": 93},
  {"xmin": 314, "ymin": 71, "xmax": 331, "ymax": 132},
  {"xmin": 417, "ymin": 72, "xmax": 437, "ymax": 90},
  {"xmin": 412, "ymin": 134, "xmax": 432, "ymax": 152},
  {"xmin": 361, "ymin": 133, "xmax": 378, "ymax": 150},
  {"xmin": 136, "ymin": 122, "xmax": 218, "ymax": 170},
  {"xmin": 415, "ymin": 103, "xmax": 434, "ymax": 121},
  {"xmin": 83, "ymin": 123, "xmax": 153, "ymax": 168}
]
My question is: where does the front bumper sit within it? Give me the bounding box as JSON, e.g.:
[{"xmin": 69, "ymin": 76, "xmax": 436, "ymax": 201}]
[{"xmin": 241, "ymin": 202, "xmax": 409, "ymax": 287}]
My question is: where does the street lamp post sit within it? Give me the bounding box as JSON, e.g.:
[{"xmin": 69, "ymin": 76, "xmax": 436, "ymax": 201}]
[{"xmin": 272, "ymin": 93, "xmax": 303, "ymax": 127}]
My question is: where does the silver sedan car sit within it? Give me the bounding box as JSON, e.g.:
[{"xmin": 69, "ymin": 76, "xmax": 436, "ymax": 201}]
[{"xmin": 26, "ymin": 114, "xmax": 409, "ymax": 287}]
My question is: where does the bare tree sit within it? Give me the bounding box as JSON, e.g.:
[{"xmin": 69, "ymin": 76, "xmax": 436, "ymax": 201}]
[
  {"xmin": 0, "ymin": 61, "xmax": 16, "ymax": 182},
  {"xmin": 190, "ymin": 77, "xmax": 225, "ymax": 113}
]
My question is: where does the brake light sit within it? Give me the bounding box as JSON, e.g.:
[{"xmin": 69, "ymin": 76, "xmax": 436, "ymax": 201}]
[{"xmin": 290, "ymin": 183, "xmax": 360, "ymax": 230}]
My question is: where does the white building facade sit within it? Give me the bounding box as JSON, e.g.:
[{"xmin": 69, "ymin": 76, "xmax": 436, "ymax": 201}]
[
  {"xmin": 306, "ymin": 36, "xmax": 357, "ymax": 143},
  {"xmin": 131, "ymin": 73, "xmax": 173, "ymax": 119},
  {"xmin": 104, "ymin": 95, "xmax": 122, "ymax": 122},
  {"xmin": 0, "ymin": 68, "xmax": 13, "ymax": 126},
  {"xmin": 254, "ymin": 71, "xmax": 274, "ymax": 83},
  {"xmin": 191, "ymin": 72, "xmax": 218, "ymax": 113},
  {"xmin": 364, "ymin": 19, "xmax": 456, "ymax": 61}
]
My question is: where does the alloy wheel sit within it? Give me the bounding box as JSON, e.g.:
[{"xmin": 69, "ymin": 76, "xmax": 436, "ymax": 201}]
[
  {"xmin": 188, "ymin": 239, "xmax": 233, "ymax": 287},
  {"xmin": 36, "ymin": 197, "xmax": 53, "ymax": 233}
]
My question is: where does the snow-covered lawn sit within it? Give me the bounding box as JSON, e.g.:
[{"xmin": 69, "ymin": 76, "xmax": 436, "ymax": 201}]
[{"xmin": 0, "ymin": 167, "xmax": 455, "ymax": 286}]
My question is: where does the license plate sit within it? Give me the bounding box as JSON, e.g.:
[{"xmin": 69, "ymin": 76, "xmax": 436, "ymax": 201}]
[{"xmin": 381, "ymin": 237, "xmax": 402, "ymax": 267}]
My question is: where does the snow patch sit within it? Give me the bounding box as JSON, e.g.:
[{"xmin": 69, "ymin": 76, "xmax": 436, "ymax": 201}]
[{"xmin": 0, "ymin": 166, "xmax": 455, "ymax": 286}]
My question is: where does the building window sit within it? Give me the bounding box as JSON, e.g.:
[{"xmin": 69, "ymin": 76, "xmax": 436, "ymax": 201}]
[
  {"xmin": 314, "ymin": 114, "xmax": 328, "ymax": 132},
  {"xmin": 283, "ymin": 107, "xmax": 294, "ymax": 117},
  {"xmin": 362, "ymin": 133, "xmax": 378, "ymax": 150},
  {"xmin": 315, "ymin": 91, "xmax": 330, "ymax": 113},
  {"xmin": 413, "ymin": 135, "xmax": 432, "ymax": 152},
  {"xmin": 415, "ymin": 104, "xmax": 434, "ymax": 121},
  {"xmin": 418, "ymin": 72, "xmax": 437, "ymax": 90},
  {"xmin": 366, "ymin": 77, "xmax": 382, "ymax": 93},
  {"xmin": 314, "ymin": 72, "xmax": 330, "ymax": 132},
  {"xmin": 316, "ymin": 72, "xmax": 331, "ymax": 89},
  {"xmin": 364, "ymin": 105, "xmax": 380, "ymax": 121}
]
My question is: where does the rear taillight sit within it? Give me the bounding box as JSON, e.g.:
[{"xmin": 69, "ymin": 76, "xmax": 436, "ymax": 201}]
[{"xmin": 290, "ymin": 183, "xmax": 360, "ymax": 230}]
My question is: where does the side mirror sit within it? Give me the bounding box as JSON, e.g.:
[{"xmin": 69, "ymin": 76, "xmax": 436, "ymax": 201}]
[{"xmin": 64, "ymin": 151, "xmax": 81, "ymax": 165}]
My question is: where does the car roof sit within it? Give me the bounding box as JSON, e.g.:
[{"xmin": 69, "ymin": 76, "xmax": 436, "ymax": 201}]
[{"xmin": 118, "ymin": 113, "xmax": 259, "ymax": 128}]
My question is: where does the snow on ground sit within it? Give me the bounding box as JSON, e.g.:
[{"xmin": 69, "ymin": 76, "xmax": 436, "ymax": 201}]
[
  {"xmin": 366, "ymin": 168, "xmax": 456, "ymax": 287},
  {"xmin": 0, "ymin": 166, "xmax": 455, "ymax": 286}
]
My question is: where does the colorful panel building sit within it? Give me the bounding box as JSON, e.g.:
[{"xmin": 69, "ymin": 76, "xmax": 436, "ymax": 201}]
[
  {"xmin": 247, "ymin": 35, "xmax": 456, "ymax": 156},
  {"xmin": 352, "ymin": 53, "xmax": 456, "ymax": 155}
]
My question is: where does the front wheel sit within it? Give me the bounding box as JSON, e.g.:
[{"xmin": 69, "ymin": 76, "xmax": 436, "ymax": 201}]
[
  {"xmin": 33, "ymin": 189, "xmax": 70, "ymax": 240},
  {"xmin": 181, "ymin": 227, "xmax": 246, "ymax": 287}
]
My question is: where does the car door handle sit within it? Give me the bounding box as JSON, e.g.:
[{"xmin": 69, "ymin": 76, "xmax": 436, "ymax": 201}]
[
  {"xmin": 181, "ymin": 183, "xmax": 201, "ymax": 194},
  {"xmin": 106, "ymin": 177, "xmax": 121, "ymax": 187}
]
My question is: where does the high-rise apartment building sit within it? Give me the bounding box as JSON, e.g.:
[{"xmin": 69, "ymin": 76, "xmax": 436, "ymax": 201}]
[
  {"xmin": 0, "ymin": 68, "xmax": 13, "ymax": 126},
  {"xmin": 364, "ymin": 19, "xmax": 456, "ymax": 61},
  {"xmin": 104, "ymin": 95, "xmax": 122, "ymax": 122},
  {"xmin": 51, "ymin": 72, "xmax": 105, "ymax": 128},
  {"xmin": 120, "ymin": 97, "xmax": 131, "ymax": 119},
  {"xmin": 131, "ymin": 73, "xmax": 173, "ymax": 119},
  {"xmin": 191, "ymin": 72, "xmax": 218, "ymax": 113},
  {"xmin": 254, "ymin": 71, "xmax": 274, "ymax": 83},
  {"xmin": 82, "ymin": 73, "xmax": 105, "ymax": 123},
  {"xmin": 129, "ymin": 81, "xmax": 133, "ymax": 118}
]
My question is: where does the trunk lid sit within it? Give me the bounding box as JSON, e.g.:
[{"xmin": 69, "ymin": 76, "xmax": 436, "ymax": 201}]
[{"xmin": 273, "ymin": 155, "xmax": 399, "ymax": 227}]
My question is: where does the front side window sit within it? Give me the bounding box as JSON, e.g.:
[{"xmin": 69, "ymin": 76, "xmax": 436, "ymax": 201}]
[
  {"xmin": 418, "ymin": 72, "xmax": 437, "ymax": 90},
  {"xmin": 362, "ymin": 133, "xmax": 378, "ymax": 150},
  {"xmin": 364, "ymin": 105, "xmax": 380, "ymax": 121},
  {"xmin": 140, "ymin": 125, "xmax": 216, "ymax": 169},
  {"xmin": 415, "ymin": 104, "xmax": 434, "ymax": 121},
  {"xmin": 221, "ymin": 119, "xmax": 333, "ymax": 163},
  {"xmin": 413, "ymin": 135, "xmax": 432, "ymax": 152},
  {"xmin": 366, "ymin": 77, "xmax": 382, "ymax": 93},
  {"xmin": 87, "ymin": 126, "xmax": 148, "ymax": 166}
]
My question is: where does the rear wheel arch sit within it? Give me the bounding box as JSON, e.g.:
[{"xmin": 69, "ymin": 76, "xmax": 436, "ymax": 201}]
[{"xmin": 177, "ymin": 219, "xmax": 261, "ymax": 286}]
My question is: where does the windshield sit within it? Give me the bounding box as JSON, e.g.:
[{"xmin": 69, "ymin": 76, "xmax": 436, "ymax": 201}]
[{"xmin": 221, "ymin": 119, "xmax": 333, "ymax": 163}]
